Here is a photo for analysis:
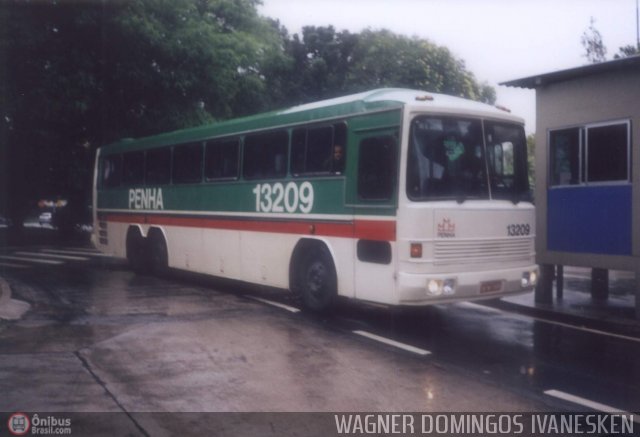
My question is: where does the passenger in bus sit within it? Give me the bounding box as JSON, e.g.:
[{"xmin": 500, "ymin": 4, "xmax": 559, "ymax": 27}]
[
  {"xmin": 330, "ymin": 144, "xmax": 345, "ymax": 174},
  {"xmin": 451, "ymin": 128, "xmax": 485, "ymax": 196}
]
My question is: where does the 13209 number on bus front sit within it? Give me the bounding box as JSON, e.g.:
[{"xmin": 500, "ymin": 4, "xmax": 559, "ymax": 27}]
[
  {"xmin": 507, "ymin": 224, "xmax": 531, "ymax": 236},
  {"xmin": 253, "ymin": 182, "xmax": 314, "ymax": 213}
]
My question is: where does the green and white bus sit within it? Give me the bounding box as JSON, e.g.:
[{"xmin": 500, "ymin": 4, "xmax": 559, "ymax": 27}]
[{"xmin": 93, "ymin": 88, "xmax": 537, "ymax": 311}]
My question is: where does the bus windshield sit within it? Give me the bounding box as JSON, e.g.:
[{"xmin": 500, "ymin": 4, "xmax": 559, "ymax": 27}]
[{"xmin": 406, "ymin": 115, "xmax": 529, "ymax": 202}]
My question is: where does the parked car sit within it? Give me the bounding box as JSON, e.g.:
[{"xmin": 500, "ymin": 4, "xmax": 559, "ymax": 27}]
[
  {"xmin": 0, "ymin": 214, "xmax": 12, "ymax": 229},
  {"xmin": 23, "ymin": 206, "xmax": 55, "ymax": 229},
  {"xmin": 39, "ymin": 209, "xmax": 54, "ymax": 226}
]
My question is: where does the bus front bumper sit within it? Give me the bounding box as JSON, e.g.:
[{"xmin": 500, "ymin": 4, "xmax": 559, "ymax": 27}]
[{"xmin": 396, "ymin": 265, "xmax": 539, "ymax": 305}]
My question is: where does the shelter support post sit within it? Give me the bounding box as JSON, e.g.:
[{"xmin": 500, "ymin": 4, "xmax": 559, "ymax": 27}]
[
  {"xmin": 535, "ymin": 264, "xmax": 554, "ymax": 304},
  {"xmin": 555, "ymin": 265, "xmax": 564, "ymax": 300},
  {"xmin": 591, "ymin": 268, "xmax": 609, "ymax": 301},
  {"xmin": 635, "ymin": 261, "xmax": 640, "ymax": 320}
]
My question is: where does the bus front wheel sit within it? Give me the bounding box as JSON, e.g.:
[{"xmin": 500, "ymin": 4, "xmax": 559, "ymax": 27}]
[{"xmin": 296, "ymin": 246, "xmax": 337, "ymax": 312}]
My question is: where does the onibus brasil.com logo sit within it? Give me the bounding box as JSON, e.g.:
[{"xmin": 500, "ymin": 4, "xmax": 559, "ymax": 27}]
[{"xmin": 7, "ymin": 413, "xmax": 71, "ymax": 435}]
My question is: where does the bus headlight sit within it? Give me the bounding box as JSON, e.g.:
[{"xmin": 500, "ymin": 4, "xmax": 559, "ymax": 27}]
[
  {"xmin": 427, "ymin": 278, "xmax": 456, "ymax": 296},
  {"xmin": 427, "ymin": 279, "xmax": 442, "ymax": 296},
  {"xmin": 443, "ymin": 279, "xmax": 456, "ymax": 295},
  {"xmin": 521, "ymin": 270, "xmax": 539, "ymax": 288}
]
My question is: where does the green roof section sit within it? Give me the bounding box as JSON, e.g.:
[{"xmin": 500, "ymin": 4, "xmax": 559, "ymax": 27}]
[
  {"xmin": 102, "ymin": 87, "xmax": 519, "ymax": 154},
  {"xmin": 102, "ymin": 88, "xmax": 409, "ymax": 154}
]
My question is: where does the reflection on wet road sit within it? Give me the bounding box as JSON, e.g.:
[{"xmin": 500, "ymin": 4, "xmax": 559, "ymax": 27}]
[
  {"xmin": 326, "ymin": 299, "xmax": 640, "ymax": 415},
  {"xmin": 0, "ymin": 244, "xmax": 638, "ymax": 416}
]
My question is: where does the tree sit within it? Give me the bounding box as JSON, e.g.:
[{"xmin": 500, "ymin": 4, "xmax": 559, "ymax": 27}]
[
  {"xmin": 101, "ymin": 0, "xmax": 288, "ymax": 136},
  {"xmin": 1, "ymin": 3, "xmax": 496, "ymax": 222},
  {"xmin": 1, "ymin": 0, "xmax": 286, "ymax": 217},
  {"xmin": 526, "ymin": 134, "xmax": 535, "ymax": 190},
  {"xmin": 281, "ymin": 27, "xmax": 496, "ymax": 105},
  {"xmin": 345, "ymin": 28, "xmax": 496, "ymax": 104},
  {"xmin": 277, "ymin": 26, "xmax": 357, "ymax": 104},
  {"xmin": 581, "ymin": 17, "xmax": 607, "ymax": 63},
  {"xmin": 614, "ymin": 44, "xmax": 640, "ymax": 59}
]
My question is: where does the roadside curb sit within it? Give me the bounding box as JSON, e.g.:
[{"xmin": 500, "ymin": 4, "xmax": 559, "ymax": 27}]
[{"xmin": 0, "ymin": 276, "xmax": 30, "ymax": 321}]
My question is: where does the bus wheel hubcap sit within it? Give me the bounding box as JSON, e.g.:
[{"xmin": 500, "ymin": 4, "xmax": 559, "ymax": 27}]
[{"xmin": 307, "ymin": 262, "xmax": 326, "ymax": 295}]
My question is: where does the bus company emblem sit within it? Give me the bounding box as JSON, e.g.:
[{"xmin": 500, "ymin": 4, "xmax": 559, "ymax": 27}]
[
  {"xmin": 437, "ymin": 217, "xmax": 456, "ymax": 238},
  {"xmin": 129, "ymin": 188, "xmax": 164, "ymax": 210}
]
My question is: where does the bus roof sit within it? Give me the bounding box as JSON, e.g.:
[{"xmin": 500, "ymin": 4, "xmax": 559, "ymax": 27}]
[{"xmin": 102, "ymin": 88, "xmax": 523, "ymax": 153}]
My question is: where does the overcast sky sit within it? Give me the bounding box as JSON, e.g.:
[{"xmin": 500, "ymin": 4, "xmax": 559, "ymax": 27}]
[{"xmin": 258, "ymin": 0, "xmax": 638, "ymax": 134}]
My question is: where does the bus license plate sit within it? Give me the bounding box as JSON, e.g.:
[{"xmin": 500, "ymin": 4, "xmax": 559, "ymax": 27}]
[{"xmin": 480, "ymin": 280, "xmax": 502, "ymax": 294}]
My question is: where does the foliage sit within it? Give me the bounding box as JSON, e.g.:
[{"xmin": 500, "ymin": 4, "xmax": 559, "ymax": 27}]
[
  {"xmin": 1, "ymin": 0, "xmax": 286, "ymax": 213},
  {"xmin": 347, "ymin": 29, "xmax": 495, "ymax": 104},
  {"xmin": 614, "ymin": 44, "xmax": 640, "ymax": 59},
  {"xmin": 101, "ymin": 0, "xmax": 287, "ymax": 136},
  {"xmin": 278, "ymin": 26, "xmax": 358, "ymax": 104},
  {"xmin": 579, "ymin": 14, "xmax": 640, "ymax": 62},
  {"xmin": 580, "ymin": 16, "xmax": 640, "ymax": 62},
  {"xmin": 279, "ymin": 26, "xmax": 496, "ymax": 106},
  {"xmin": 581, "ymin": 17, "xmax": 608, "ymax": 63},
  {"xmin": 1, "ymin": 1, "xmax": 496, "ymax": 217},
  {"xmin": 526, "ymin": 134, "xmax": 535, "ymax": 190}
]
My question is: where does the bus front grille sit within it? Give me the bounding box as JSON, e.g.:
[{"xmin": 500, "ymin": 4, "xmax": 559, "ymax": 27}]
[{"xmin": 433, "ymin": 238, "xmax": 534, "ymax": 265}]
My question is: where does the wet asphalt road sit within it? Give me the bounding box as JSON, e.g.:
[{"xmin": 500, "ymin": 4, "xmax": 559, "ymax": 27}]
[{"xmin": 0, "ymin": 236, "xmax": 639, "ymax": 434}]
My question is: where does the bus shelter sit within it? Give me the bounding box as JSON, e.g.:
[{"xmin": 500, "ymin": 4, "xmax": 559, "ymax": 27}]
[{"xmin": 502, "ymin": 55, "xmax": 640, "ymax": 318}]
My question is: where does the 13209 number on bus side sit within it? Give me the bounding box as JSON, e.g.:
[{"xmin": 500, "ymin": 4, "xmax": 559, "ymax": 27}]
[{"xmin": 253, "ymin": 182, "xmax": 314, "ymax": 213}]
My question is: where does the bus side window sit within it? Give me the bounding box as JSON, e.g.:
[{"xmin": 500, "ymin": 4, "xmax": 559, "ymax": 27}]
[
  {"xmin": 307, "ymin": 126, "xmax": 333, "ymax": 173},
  {"xmin": 332, "ymin": 122, "xmax": 347, "ymax": 174},
  {"xmin": 291, "ymin": 129, "xmax": 307, "ymax": 175},
  {"xmin": 243, "ymin": 131, "xmax": 288, "ymax": 179},
  {"xmin": 291, "ymin": 122, "xmax": 347, "ymax": 176},
  {"xmin": 357, "ymin": 135, "xmax": 397, "ymax": 200},
  {"xmin": 291, "ymin": 126, "xmax": 332, "ymax": 175},
  {"xmin": 205, "ymin": 139, "xmax": 240, "ymax": 180},
  {"xmin": 173, "ymin": 142, "xmax": 203, "ymax": 184},
  {"xmin": 145, "ymin": 148, "xmax": 171, "ymax": 185},
  {"xmin": 122, "ymin": 151, "xmax": 145, "ymax": 185},
  {"xmin": 101, "ymin": 155, "xmax": 122, "ymax": 189}
]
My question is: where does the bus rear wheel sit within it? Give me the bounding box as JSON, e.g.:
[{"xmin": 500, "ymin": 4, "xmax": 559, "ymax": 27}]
[
  {"xmin": 148, "ymin": 230, "xmax": 168, "ymax": 275},
  {"xmin": 296, "ymin": 246, "xmax": 337, "ymax": 312},
  {"xmin": 126, "ymin": 228, "xmax": 148, "ymax": 273}
]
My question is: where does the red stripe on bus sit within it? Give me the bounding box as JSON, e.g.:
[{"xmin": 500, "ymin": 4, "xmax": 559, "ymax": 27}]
[{"xmin": 98, "ymin": 213, "xmax": 396, "ymax": 242}]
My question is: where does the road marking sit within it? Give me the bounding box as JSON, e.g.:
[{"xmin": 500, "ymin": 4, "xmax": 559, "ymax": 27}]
[
  {"xmin": 544, "ymin": 390, "xmax": 640, "ymax": 422},
  {"xmin": 0, "ymin": 255, "xmax": 63, "ymax": 265},
  {"xmin": 42, "ymin": 249, "xmax": 112, "ymax": 258},
  {"xmin": 462, "ymin": 301, "xmax": 640, "ymax": 344},
  {"xmin": 15, "ymin": 251, "xmax": 89, "ymax": 261},
  {"xmin": 352, "ymin": 330, "xmax": 431, "ymax": 356},
  {"xmin": 54, "ymin": 247, "xmax": 99, "ymax": 253},
  {"xmin": 249, "ymin": 296, "xmax": 301, "ymax": 313}
]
